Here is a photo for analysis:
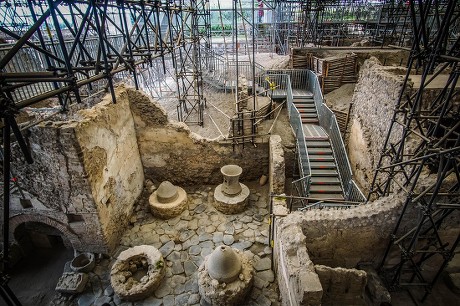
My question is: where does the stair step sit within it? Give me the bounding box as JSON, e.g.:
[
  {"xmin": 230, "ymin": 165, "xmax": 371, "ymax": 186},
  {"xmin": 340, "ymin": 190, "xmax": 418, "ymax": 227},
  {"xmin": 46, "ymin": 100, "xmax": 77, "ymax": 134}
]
[
  {"xmin": 302, "ymin": 118, "xmax": 319, "ymax": 123},
  {"xmin": 310, "ymin": 177, "xmax": 341, "ymax": 184},
  {"xmin": 309, "ymin": 185, "xmax": 343, "ymax": 193},
  {"xmin": 308, "ymin": 193, "xmax": 345, "ymax": 200},
  {"xmin": 301, "ymin": 113, "xmax": 318, "ymax": 118},
  {"xmin": 308, "ymin": 155, "xmax": 334, "ymax": 162},
  {"xmin": 308, "ymin": 148, "xmax": 333, "ymax": 155},
  {"xmin": 311, "ymin": 169, "xmax": 339, "ymax": 176},
  {"xmin": 306, "ymin": 141, "xmax": 331, "ymax": 148},
  {"xmin": 310, "ymin": 161, "xmax": 337, "ymax": 169},
  {"xmin": 294, "ymin": 101, "xmax": 315, "ymax": 105},
  {"xmin": 295, "ymin": 102, "xmax": 315, "ymax": 107},
  {"xmin": 294, "ymin": 101, "xmax": 316, "ymax": 107}
]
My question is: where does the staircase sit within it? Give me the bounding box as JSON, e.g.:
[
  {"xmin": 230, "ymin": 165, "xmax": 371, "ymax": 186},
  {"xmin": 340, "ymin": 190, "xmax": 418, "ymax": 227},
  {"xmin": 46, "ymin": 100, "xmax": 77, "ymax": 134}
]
[
  {"xmin": 292, "ymin": 92, "xmax": 344, "ymax": 202},
  {"xmin": 292, "ymin": 94, "xmax": 318, "ymax": 124},
  {"xmin": 306, "ymin": 138, "xmax": 344, "ymax": 201}
]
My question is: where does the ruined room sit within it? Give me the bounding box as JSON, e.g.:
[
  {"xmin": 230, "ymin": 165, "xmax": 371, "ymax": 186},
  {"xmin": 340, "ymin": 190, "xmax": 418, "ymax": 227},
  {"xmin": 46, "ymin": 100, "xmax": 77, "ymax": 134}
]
[{"xmin": 0, "ymin": 1, "xmax": 459, "ymax": 305}]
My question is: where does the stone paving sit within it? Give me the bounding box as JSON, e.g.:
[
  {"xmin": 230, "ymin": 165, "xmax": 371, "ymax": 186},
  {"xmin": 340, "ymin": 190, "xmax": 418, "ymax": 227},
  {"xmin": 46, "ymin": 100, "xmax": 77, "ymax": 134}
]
[{"xmin": 52, "ymin": 182, "xmax": 279, "ymax": 306}]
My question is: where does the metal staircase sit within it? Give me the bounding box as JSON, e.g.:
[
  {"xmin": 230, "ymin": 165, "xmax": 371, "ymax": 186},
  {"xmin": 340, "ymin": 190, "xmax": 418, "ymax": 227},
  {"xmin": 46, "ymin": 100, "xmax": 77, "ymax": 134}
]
[
  {"xmin": 292, "ymin": 94, "xmax": 318, "ymax": 124},
  {"xmin": 307, "ymin": 138, "xmax": 344, "ymax": 201},
  {"xmin": 265, "ymin": 69, "xmax": 365, "ymax": 209},
  {"xmin": 292, "ymin": 92, "xmax": 344, "ymax": 203}
]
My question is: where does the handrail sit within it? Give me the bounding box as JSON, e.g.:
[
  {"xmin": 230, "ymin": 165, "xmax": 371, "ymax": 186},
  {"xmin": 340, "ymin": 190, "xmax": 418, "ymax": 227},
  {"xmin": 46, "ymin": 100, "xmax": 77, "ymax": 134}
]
[
  {"xmin": 306, "ymin": 70, "xmax": 366, "ymax": 202},
  {"xmin": 264, "ymin": 72, "xmax": 312, "ymax": 197}
]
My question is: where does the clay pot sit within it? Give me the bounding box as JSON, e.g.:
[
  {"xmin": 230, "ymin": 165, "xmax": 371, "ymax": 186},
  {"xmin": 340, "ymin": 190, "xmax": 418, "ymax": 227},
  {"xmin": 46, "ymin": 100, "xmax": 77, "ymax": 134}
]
[{"xmin": 70, "ymin": 253, "xmax": 95, "ymax": 273}]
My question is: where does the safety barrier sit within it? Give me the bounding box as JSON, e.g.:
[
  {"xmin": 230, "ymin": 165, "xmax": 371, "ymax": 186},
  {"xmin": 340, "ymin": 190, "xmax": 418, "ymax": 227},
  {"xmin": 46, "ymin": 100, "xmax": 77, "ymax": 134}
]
[{"xmin": 307, "ymin": 70, "xmax": 366, "ymax": 202}]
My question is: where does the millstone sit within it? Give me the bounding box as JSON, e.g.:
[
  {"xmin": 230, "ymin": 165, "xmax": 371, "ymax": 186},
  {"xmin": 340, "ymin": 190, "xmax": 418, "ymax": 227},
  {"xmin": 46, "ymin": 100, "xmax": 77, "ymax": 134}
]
[
  {"xmin": 156, "ymin": 181, "xmax": 179, "ymax": 203},
  {"xmin": 206, "ymin": 245, "xmax": 242, "ymax": 283}
]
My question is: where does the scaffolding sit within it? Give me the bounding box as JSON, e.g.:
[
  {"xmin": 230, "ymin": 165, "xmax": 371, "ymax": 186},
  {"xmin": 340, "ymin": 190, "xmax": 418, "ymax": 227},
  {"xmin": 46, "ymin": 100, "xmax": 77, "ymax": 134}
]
[
  {"xmin": 173, "ymin": 0, "xmax": 207, "ymax": 126},
  {"xmin": 368, "ymin": 0, "xmax": 460, "ymax": 303}
]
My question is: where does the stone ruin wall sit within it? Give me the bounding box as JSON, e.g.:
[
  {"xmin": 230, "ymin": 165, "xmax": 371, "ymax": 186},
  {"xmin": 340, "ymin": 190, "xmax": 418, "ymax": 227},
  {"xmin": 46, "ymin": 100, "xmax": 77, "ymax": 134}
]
[
  {"xmin": 269, "ymin": 135, "xmax": 285, "ymax": 195},
  {"xmin": 348, "ymin": 57, "xmax": 408, "ymax": 191},
  {"xmin": 126, "ymin": 88, "xmax": 269, "ymax": 186},
  {"xmin": 73, "ymin": 90, "xmax": 144, "ymax": 252},
  {"xmin": 348, "ymin": 57, "xmax": 460, "ymax": 192},
  {"xmin": 273, "ymin": 201, "xmax": 374, "ymax": 306},
  {"xmin": 6, "ymin": 88, "xmax": 144, "ymax": 254}
]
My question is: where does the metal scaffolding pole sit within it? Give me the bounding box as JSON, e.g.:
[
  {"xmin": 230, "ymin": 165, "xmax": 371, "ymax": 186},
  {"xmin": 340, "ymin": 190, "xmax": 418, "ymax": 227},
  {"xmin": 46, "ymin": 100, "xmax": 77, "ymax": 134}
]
[
  {"xmin": 174, "ymin": 0, "xmax": 206, "ymax": 126},
  {"xmin": 0, "ymin": 2, "xmax": 179, "ymax": 304},
  {"xmin": 368, "ymin": 0, "xmax": 460, "ymax": 303}
]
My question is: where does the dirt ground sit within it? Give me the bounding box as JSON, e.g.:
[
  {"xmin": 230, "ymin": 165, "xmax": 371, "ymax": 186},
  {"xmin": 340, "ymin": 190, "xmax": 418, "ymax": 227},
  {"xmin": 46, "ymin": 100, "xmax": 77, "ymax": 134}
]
[
  {"xmin": 8, "ymin": 246, "xmax": 74, "ymax": 306},
  {"xmin": 324, "ymin": 83, "xmax": 355, "ymax": 112}
]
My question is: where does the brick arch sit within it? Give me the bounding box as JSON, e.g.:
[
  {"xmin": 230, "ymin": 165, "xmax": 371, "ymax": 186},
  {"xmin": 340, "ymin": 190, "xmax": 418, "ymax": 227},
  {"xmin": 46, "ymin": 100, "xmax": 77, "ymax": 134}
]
[{"xmin": 9, "ymin": 213, "xmax": 82, "ymax": 250}]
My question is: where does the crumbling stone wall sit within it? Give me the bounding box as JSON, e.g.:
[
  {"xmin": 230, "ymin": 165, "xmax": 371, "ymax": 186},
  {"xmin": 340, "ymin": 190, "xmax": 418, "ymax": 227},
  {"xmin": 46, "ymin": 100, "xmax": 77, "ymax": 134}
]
[
  {"xmin": 298, "ymin": 194, "xmax": 404, "ymax": 268},
  {"xmin": 273, "ymin": 194, "xmax": 403, "ymax": 305},
  {"xmin": 126, "ymin": 89, "xmax": 269, "ymax": 185},
  {"xmin": 315, "ymin": 265, "xmax": 367, "ymax": 305},
  {"xmin": 275, "ymin": 194, "xmax": 404, "ymax": 272},
  {"xmin": 348, "ymin": 57, "xmax": 407, "ymax": 190},
  {"xmin": 7, "ymin": 122, "xmax": 108, "ymax": 253},
  {"xmin": 274, "ymin": 220, "xmax": 322, "ymax": 306},
  {"xmin": 269, "ymin": 135, "xmax": 285, "ymax": 194},
  {"xmin": 6, "ymin": 87, "xmax": 144, "ymax": 253}
]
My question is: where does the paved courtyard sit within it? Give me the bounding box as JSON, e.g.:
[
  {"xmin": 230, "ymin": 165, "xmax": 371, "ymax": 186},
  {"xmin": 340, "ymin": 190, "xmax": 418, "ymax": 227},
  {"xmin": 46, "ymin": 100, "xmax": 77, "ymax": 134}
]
[{"xmin": 52, "ymin": 181, "xmax": 279, "ymax": 306}]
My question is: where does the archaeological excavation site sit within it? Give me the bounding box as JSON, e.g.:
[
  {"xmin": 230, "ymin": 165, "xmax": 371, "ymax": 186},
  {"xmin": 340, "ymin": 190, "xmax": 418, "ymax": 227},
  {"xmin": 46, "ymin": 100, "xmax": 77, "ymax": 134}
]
[{"xmin": 1, "ymin": 1, "xmax": 460, "ymax": 306}]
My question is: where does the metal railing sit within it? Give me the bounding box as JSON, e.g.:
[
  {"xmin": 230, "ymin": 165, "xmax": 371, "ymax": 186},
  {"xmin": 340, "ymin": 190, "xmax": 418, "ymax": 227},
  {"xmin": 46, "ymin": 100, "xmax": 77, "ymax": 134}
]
[
  {"xmin": 307, "ymin": 70, "xmax": 366, "ymax": 202},
  {"xmin": 265, "ymin": 69, "xmax": 311, "ymax": 89},
  {"xmin": 264, "ymin": 73, "xmax": 311, "ymax": 197}
]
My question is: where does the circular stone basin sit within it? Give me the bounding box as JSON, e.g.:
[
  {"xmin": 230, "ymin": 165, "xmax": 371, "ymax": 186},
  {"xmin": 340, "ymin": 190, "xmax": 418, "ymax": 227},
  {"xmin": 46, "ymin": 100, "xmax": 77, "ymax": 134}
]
[
  {"xmin": 70, "ymin": 252, "xmax": 95, "ymax": 273},
  {"xmin": 110, "ymin": 245, "xmax": 165, "ymax": 301}
]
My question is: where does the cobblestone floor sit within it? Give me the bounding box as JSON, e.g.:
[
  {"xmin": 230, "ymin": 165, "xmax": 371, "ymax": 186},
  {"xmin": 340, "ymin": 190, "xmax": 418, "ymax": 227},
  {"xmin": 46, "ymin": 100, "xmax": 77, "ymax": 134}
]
[{"xmin": 52, "ymin": 182, "xmax": 279, "ymax": 306}]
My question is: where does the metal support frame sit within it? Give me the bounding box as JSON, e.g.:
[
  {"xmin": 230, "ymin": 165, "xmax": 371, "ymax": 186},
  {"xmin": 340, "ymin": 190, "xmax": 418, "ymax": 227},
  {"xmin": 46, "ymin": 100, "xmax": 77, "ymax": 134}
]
[
  {"xmin": 368, "ymin": 0, "xmax": 460, "ymax": 302},
  {"xmin": 0, "ymin": 2, "xmax": 182, "ymax": 304},
  {"xmin": 173, "ymin": 0, "xmax": 207, "ymax": 126}
]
